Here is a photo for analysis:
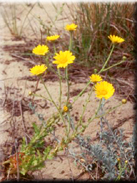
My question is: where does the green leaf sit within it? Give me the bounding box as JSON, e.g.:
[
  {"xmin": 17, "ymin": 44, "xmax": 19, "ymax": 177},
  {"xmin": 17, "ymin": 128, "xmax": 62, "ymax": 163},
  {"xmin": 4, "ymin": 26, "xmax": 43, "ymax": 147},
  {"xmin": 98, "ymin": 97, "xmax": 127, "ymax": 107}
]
[
  {"xmin": 43, "ymin": 146, "xmax": 51, "ymax": 157},
  {"xmin": 20, "ymin": 168, "xmax": 27, "ymax": 176},
  {"xmin": 32, "ymin": 122, "xmax": 41, "ymax": 134},
  {"xmin": 47, "ymin": 154, "xmax": 54, "ymax": 160}
]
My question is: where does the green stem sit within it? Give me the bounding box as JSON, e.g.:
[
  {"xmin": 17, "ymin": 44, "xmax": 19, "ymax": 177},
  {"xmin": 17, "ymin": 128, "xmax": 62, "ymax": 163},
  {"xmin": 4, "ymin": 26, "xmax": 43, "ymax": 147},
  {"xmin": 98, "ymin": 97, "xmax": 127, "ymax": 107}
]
[
  {"xmin": 101, "ymin": 60, "xmax": 125, "ymax": 72},
  {"xmin": 58, "ymin": 68, "xmax": 62, "ymax": 109},
  {"xmin": 40, "ymin": 77, "xmax": 68, "ymax": 135},
  {"xmin": 65, "ymin": 67, "xmax": 70, "ymax": 104},
  {"xmin": 73, "ymin": 96, "xmax": 102, "ymax": 135},
  {"xmin": 53, "ymin": 42, "xmax": 56, "ymax": 54},
  {"xmin": 98, "ymin": 44, "xmax": 115, "ymax": 74},
  {"xmin": 65, "ymin": 112, "xmax": 72, "ymax": 137},
  {"xmin": 41, "ymin": 78, "xmax": 58, "ymax": 109},
  {"xmin": 31, "ymin": 77, "xmax": 40, "ymax": 101},
  {"xmin": 95, "ymin": 98, "xmax": 103, "ymax": 116},
  {"xmin": 95, "ymin": 102, "xmax": 123, "ymax": 119},
  {"xmin": 116, "ymin": 163, "xmax": 127, "ymax": 180},
  {"xmin": 45, "ymin": 54, "xmax": 49, "ymax": 68},
  {"xmin": 69, "ymin": 31, "xmax": 73, "ymax": 51},
  {"xmin": 31, "ymin": 93, "xmax": 52, "ymax": 102},
  {"xmin": 65, "ymin": 31, "xmax": 73, "ymax": 104},
  {"xmin": 72, "ymin": 80, "xmax": 91, "ymax": 104},
  {"xmin": 67, "ymin": 112, "xmax": 71, "ymax": 134},
  {"xmin": 85, "ymin": 98, "xmax": 103, "ymax": 127},
  {"xmin": 78, "ymin": 88, "xmax": 93, "ymax": 128}
]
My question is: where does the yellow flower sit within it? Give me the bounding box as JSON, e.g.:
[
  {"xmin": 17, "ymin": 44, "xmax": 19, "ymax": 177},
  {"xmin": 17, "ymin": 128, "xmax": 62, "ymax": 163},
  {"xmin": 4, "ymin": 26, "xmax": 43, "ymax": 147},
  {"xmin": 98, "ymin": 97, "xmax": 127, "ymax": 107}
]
[
  {"xmin": 53, "ymin": 50, "xmax": 75, "ymax": 68},
  {"xmin": 65, "ymin": 23, "xmax": 77, "ymax": 31},
  {"xmin": 90, "ymin": 74, "xmax": 102, "ymax": 83},
  {"xmin": 46, "ymin": 35, "xmax": 60, "ymax": 41},
  {"xmin": 32, "ymin": 45, "xmax": 49, "ymax": 56},
  {"xmin": 108, "ymin": 35, "xmax": 125, "ymax": 44},
  {"xmin": 94, "ymin": 81, "xmax": 115, "ymax": 100},
  {"xmin": 30, "ymin": 64, "xmax": 47, "ymax": 76},
  {"xmin": 63, "ymin": 106, "xmax": 68, "ymax": 112}
]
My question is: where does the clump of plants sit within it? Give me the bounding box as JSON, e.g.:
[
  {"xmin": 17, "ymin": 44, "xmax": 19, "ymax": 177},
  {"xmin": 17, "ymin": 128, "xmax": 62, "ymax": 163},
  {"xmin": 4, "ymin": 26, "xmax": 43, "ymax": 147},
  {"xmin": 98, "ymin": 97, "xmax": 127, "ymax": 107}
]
[
  {"xmin": 2, "ymin": 23, "xmax": 134, "ymax": 181},
  {"xmin": 65, "ymin": 3, "xmax": 134, "ymax": 68},
  {"xmin": 69, "ymin": 121, "xmax": 135, "ymax": 180}
]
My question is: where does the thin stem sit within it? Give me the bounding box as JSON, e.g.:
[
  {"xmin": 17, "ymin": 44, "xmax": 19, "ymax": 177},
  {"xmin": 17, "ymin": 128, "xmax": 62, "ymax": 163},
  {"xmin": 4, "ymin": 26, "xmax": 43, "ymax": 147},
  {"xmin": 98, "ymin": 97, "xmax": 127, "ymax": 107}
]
[
  {"xmin": 58, "ymin": 68, "xmax": 62, "ymax": 109},
  {"xmin": 69, "ymin": 31, "xmax": 73, "ymax": 51},
  {"xmin": 101, "ymin": 60, "xmax": 126, "ymax": 72},
  {"xmin": 95, "ymin": 102, "xmax": 123, "ymax": 119},
  {"xmin": 98, "ymin": 98, "xmax": 105, "ymax": 141},
  {"xmin": 67, "ymin": 112, "xmax": 71, "ymax": 134},
  {"xmin": 95, "ymin": 98, "xmax": 103, "ymax": 116},
  {"xmin": 65, "ymin": 112, "xmax": 71, "ymax": 138},
  {"xmin": 45, "ymin": 54, "xmax": 49, "ymax": 68},
  {"xmin": 98, "ymin": 44, "xmax": 115, "ymax": 74},
  {"xmin": 72, "ymin": 81, "xmax": 91, "ymax": 104},
  {"xmin": 65, "ymin": 67, "xmax": 70, "ymax": 104},
  {"xmin": 40, "ymin": 77, "xmax": 59, "ymax": 111},
  {"xmin": 40, "ymin": 77, "xmax": 68, "ymax": 135},
  {"xmin": 86, "ymin": 98, "xmax": 103, "ymax": 126},
  {"xmin": 53, "ymin": 42, "xmax": 56, "ymax": 53},
  {"xmin": 65, "ymin": 31, "xmax": 73, "ymax": 104},
  {"xmin": 32, "ymin": 78, "xmax": 40, "ymax": 101},
  {"xmin": 72, "ymin": 96, "xmax": 102, "ymax": 136},
  {"xmin": 77, "ymin": 88, "xmax": 93, "ymax": 128},
  {"xmin": 116, "ymin": 163, "xmax": 127, "ymax": 180},
  {"xmin": 31, "ymin": 93, "xmax": 52, "ymax": 102}
]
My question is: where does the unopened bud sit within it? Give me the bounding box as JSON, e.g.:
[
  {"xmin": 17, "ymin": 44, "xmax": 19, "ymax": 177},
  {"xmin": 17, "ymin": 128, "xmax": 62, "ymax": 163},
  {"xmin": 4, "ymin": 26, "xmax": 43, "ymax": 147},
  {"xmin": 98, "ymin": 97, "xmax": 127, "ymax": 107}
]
[
  {"xmin": 29, "ymin": 91, "xmax": 32, "ymax": 95},
  {"xmin": 122, "ymin": 56, "xmax": 127, "ymax": 60},
  {"xmin": 122, "ymin": 99, "xmax": 127, "ymax": 104},
  {"xmin": 94, "ymin": 69, "xmax": 97, "ymax": 73},
  {"xmin": 117, "ymin": 158, "xmax": 120, "ymax": 162},
  {"xmin": 63, "ymin": 105, "xmax": 68, "ymax": 112},
  {"xmin": 125, "ymin": 160, "xmax": 128, "ymax": 164}
]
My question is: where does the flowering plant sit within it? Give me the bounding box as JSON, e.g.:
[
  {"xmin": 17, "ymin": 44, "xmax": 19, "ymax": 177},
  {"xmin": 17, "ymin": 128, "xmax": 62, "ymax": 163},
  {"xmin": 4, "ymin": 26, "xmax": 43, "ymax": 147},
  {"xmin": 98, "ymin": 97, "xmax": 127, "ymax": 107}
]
[{"xmin": 3, "ymin": 23, "xmax": 129, "ymax": 180}]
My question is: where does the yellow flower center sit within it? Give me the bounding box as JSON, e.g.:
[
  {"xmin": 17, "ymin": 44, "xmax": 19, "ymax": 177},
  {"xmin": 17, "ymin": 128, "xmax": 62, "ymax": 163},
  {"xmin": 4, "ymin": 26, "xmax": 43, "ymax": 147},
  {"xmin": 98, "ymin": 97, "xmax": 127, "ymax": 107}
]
[
  {"xmin": 101, "ymin": 90, "xmax": 107, "ymax": 95},
  {"xmin": 59, "ymin": 56, "xmax": 68, "ymax": 63},
  {"xmin": 38, "ymin": 49, "xmax": 44, "ymax": 54}
]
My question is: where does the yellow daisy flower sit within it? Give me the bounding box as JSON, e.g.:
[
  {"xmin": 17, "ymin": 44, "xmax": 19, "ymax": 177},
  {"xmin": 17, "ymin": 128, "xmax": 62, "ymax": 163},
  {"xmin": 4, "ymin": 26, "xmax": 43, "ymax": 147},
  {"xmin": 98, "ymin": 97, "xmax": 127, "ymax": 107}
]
[
  {"xmin": 46, "ymin": 35, "xmax": 60, "ymax": 42},
  {"xmin": 63, "ymin": 106, "xmax": 68, "ymax": 112},
  {"xmin": 94, "ymin": 81, "xmax": 115, "ymax": 100},
  {"xmin": 32, "ymin": 45, "xmax": 49, "ymax": 56},
  {"xmin": 53, "ymin": 50, "xmax": 75, "ymax": 68},
  {"xmin": 65, "ymin": 23, "xmax": 78, "ymax": 31},
  {"xmin": 90, "ymin": 74, "xmax": 102, "ymax": 83},
  {"xmin": 30, "ymin": 64, "xmax": 47, "ymax": 76},
  {"xmin": 108, "ymin": 35, "xmax": 125, "ymax": 44}
]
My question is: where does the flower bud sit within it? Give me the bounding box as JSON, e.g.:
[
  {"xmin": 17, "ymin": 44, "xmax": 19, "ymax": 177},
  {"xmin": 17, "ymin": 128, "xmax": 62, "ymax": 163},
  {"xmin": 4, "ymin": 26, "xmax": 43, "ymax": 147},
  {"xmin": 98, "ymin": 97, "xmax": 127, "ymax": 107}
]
[
  {"xmin": 63, "ymin": 106, "xmax": 68, "ymax": 112},
  {"xmin": 122, "ymin": 99, "xmax": 127, "ymax": 104},
  {"xmin": 94, "ymin": 69, "xmax": 97, "ymax": 73},
  {"xmin": 117, "ymin": 158, "xmax": 120, "ymax": 162},
  {"xmin": 122, "ymin": 56, "xmax": 127, "ymax": 60},
  {"xmin": 125, "ymin": 160, "xmax": 128, "ymax": 164},
  {"xmin": 29, "ymin": 91, "xmax": 32, "ymax": 95}
]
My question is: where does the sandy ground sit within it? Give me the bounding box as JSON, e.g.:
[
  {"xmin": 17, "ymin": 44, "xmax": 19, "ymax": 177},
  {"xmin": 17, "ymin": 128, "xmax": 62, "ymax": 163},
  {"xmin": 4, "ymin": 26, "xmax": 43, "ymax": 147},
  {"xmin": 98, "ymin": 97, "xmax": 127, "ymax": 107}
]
[{"xmin": 0, "ymin": 2, "xmax": 135, "ymax": 181}]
